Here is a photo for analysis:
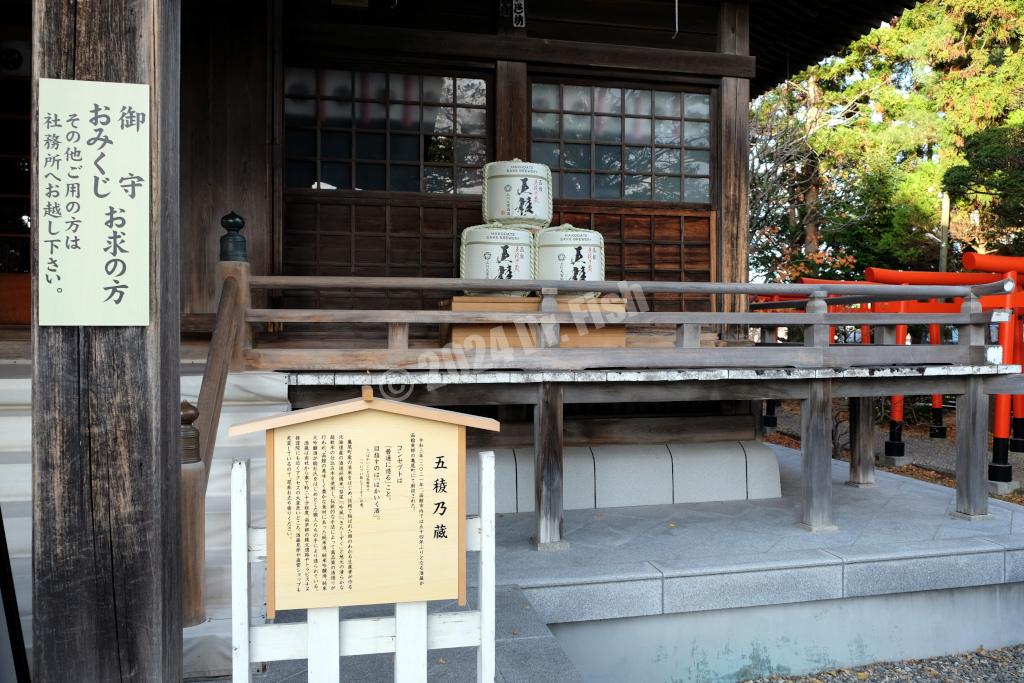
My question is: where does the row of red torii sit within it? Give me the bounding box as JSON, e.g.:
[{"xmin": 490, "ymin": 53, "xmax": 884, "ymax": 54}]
[{"xmin": 755, "ymin": 252, "xmax": 1024, "ymax": 489}]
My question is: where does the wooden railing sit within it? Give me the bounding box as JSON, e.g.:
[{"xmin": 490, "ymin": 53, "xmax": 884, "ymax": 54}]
[
  {"xmin": 187, "ymin": 214, "xmax": 1021, "ymax": 552},
  {"xmin": 209, "ymin": 260, "xmax": 1014, "ymax": 373}
]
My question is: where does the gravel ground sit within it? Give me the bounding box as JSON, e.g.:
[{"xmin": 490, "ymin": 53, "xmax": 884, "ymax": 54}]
[
  {"xmin": 773, "ymin": 400, "xmax": 1024, "ymax": 482},
  {"xmin": 743, "ymin": 644, "xmax": 1024, "ymax": 682}
]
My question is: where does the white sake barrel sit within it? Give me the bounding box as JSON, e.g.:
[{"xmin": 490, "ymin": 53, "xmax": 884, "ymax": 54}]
[
  {"xmin": 481, "ymin": 159, "xmax": 553, "ymax": 228},
  {"xmin": 535, "ymin": 224, "xmax": 605, "ymax": 285},
  {"xmin": 460, "ymin": 223, "xmax": 535, "ymax": 296}
]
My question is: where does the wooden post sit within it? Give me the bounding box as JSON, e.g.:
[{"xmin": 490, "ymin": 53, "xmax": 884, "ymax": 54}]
[
  {"xmin": 388, "ymin": 322, "xmax": 410, "ymax": 349},
  {"xmin": 32, "ymin": 1, "xmax": 182, "ymax": 680},
  {"xmin": 847, "ymin": 397, "xmax": 876, "ymax": 487},
  {"xmin": 394, "ymin": 602, "xmax": 428, "ymax": 682},
  {"xmin": 534, "ymin": 382, "xmax": 566, "ymax": 548},
  {"xmin": 803, "ymin": 291, "xmax": 829, "ymax": 348},
  {"xmin": 675, "ymin": 323, "xmax": 701, "ymax": 349},
  {"xmin": 717, "ymin": 0, "xmax": 750, "ymax": 336},
  {"xmin": 955, "ymin": 376, "xmax": 990, "ymax": 517},
  {"xmin": 761, "ymin": 327, "xmax": 779, "ymax": 428},
  {"xmin": 538, "ymin": 287, "xmax": 561, "ymax": 349},
  {"xmin": 494, "ymin": 64, "xmax": 528, "ymax": 160},
  {"xmin": 231, "ymin": 461, "xmax": 252, "ymax": 682},
  {"xmin": 801, "ymin": 379, "xmax": 837, "ymax": 531},
  {"xmin": 218, "ymin": 258, "xmax": 252, "ymax": 371},
  {"xmin": 181, "ymin": 402, "xmax": 207, "ymax": 627},
  {"xmin": 956, "ymin": 295, "xmax": 990, "ymax": 517},
  {"xmin": 308, "ymin": 607, "xmax": 341, "ymax": 681}
]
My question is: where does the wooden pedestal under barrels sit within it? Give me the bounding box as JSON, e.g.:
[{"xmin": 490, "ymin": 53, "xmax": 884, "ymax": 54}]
[{"xmin": 444, "ymin": 295, "xmax": 626, "ymax": 349}]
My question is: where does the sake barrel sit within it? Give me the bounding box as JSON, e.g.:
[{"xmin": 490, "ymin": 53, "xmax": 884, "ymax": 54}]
[
  {"xmin": 460, "ymin": 223, "xmax": 535, "ymax": 296},
  {"xmin": 481, "ymin": 159, "xmax": 553, "ymax": 228},
  {"xmin": 535, "ymin": 224, "xmax": 605, "ymax": 285}
]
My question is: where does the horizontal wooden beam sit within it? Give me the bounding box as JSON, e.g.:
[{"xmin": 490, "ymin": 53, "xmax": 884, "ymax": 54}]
[
  {"xmin": 469, "ymin": 415, "xmax": 757, "ymax": 448},
  {"xmin": 288, "ymin": 24, "xmax": 757, "ymax": 78},
  {"xmin": 244, "ymin": 343, "xmax": 982, "ymax": 373},
  {"xmin": 246, "ymin": 308, "xmax": 996, "ymax": 327},
  {"xmin": 292, "ymin": 374, "xmax": 1019, "ymax": 405},
  {"xmin": 248, "ymin": 274, "xmax": 1011, "ymax": 301},
  {"xmin": 289, "ymin": 365, "xmax": 1018, "ymax": 403},
  {"xmin": 289, "ymin": 384, "xmax": 541, "ymax": 408},
  {"xmin": 981, "ymin": 373, "xmax": 1024, "ymax": 395}
]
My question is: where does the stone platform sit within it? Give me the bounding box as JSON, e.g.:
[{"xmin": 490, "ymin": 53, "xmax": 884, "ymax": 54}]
[{"xmin": 197, "ymin": 444, "xmax": 1024, "ymax": 681}]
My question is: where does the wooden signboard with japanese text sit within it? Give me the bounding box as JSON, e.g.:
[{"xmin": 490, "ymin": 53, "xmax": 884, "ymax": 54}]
[
  {"xmin": 37, "ymin": 78, "xmax": 150, "ymax": 326},
  {"xmin": 264, "ymin": 408, "xmax": 467, "ymax": 614}
]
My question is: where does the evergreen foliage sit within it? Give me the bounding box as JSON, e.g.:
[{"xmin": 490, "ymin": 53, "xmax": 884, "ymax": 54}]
[{"xmin": 750, "ymin": 0, "xmax": 1024, "ymax": 281}]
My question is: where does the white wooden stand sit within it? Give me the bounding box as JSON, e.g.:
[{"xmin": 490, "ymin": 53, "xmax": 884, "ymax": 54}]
[{"xmin": 231, "ymin": 451, "xmax": 497, "ymax": 682}]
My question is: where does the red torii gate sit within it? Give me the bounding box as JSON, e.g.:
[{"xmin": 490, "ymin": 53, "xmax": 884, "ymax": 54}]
[
  {"xmin": 758, "ymin": 267, "xmax": 1021, "ymax": 489},
  {"xmin": 865, "ymin": 265, "xmax": 1022, "ymax": 485}
]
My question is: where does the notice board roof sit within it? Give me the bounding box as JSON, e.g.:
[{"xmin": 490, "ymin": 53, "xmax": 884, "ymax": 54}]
[{"xmin": 228, "ymin": 386, "xmax": 500, "ymax": 436}]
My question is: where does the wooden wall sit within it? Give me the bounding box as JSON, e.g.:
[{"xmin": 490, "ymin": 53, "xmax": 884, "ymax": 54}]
[
  {"xmin": 553, "ymin": 203, "xmax": 715, "ymax": 311},
  {"xmin": 177, "ymin": 0, "xmax": 753, "ymax": 319},
  {"xmin": 180, "ymin": 0, "xmax": 273, "ymax": 319},
  {"xmin": 526, "ymin": 1, "xmax": 719, "ymax": 51},
  {"xmin": 280, "ymin": 192, "xmax": 480, "ymax": 310}
]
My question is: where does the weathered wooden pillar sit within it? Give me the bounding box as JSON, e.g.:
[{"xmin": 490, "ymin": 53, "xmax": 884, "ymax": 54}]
[
  {"xmin": 847, "ymin": 397, "xmax": 877, "ymax": 487},
  {"xmin": 800, "ymin": 294, "xmax": 836, "ymax": 529},
  {"xmin": 32, "ymin": 1, "xmax": 182, "ymax": 680},
  {"xmin": 494, "ymin": 0, "xmax": 528, "ymax": 162},
  {"xmin": 717, "ymin": 1, "xmax": 750, "ymax": 336},
  {"xmin": 761, "ymin": 327, "xmax": 779, "ymax": 429},
  {"xmin": 801, "ymin": 379, "xmax": 836, "ymax": 531},
  {"xmin": 956, "ymin": 380, "xmax": 990, "ymax": 517},
  {"xmin": 534, "ymin": 382, "xmax": 566, "ymax": 548},
  {"xmin": 955, "ymin": 295, "xmax": 990, "ymax": 517}
]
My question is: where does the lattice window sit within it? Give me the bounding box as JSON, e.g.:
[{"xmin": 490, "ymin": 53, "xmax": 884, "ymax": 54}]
[
  {"xmin": 283, "ymin": 68, "xmax": 489, "ymax": 194},
  {"xmin": 530, "ymin": 82, "xmax": 712, "ymax": 204}
]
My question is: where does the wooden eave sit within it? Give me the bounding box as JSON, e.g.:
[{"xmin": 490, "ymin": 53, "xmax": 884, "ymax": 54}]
[{"xmin": 750, "ymin": 0, "xmax": 919, "ymax": 94}]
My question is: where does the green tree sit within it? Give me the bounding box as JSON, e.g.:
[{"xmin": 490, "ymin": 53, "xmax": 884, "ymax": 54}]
[
  {"xmin": 750, "ymin": 0, "xmax": 1024, "ymax": 281},
  {"xmin": 943, "ymin": 116, "xmax": 1024, "ymax": 251}
]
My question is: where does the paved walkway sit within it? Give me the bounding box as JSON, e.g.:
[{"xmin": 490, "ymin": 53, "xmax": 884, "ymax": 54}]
[{"xmin": 196, "ymin": 444, "xmax": 1024, "ymax": 682}]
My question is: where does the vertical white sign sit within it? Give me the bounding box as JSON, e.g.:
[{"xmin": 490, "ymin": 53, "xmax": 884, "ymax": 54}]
[{"xmin": 37, "ymin": 78, "xmax": 150, "ymax": 326}]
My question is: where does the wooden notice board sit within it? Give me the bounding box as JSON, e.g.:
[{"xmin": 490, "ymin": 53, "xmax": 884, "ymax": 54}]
[{"xmin": 230, "ymin": 390, "xmax": 499, "ymax": 616}]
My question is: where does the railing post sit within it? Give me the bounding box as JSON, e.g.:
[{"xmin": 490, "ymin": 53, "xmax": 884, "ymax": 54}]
[
  {"xmin": 801, "ymin": 378, "xmax": 836, "ymax": 531},
  {"xmin": 217, "ymin": 212, "xmax": 252, "ymax": 371},
  {"xmin": 955, "ymin": 376, "xmax": 990, "ymax": 517},
  {"xmin": 537, "ymin": 287, "xmax": 561, "ymax": 348},
  {"xmin": 533, "ymin": 382, "xmax": 566, "ymax": 549},
  {"xmin": 847, "ymin": 397, "xmax": 876, "ymax": 488},
  {"xmin": 181, "ymin": 401, "xmax": 206, "ymax": 627},
  {"xmin": 388, "ymin": 322, "xmax": 410, "ymax": 349},
  {"xmin": 761, "ymin": 326, "xmax": 779, "ymax": 428},
  {"xmin": 675, "ymin": 323, "xmax": 701, "ymax": 349},
  {"xmin": 803, "ymin": 291, "xmax": 829, "ymax": 350},
  {"xmin": 955, "ymin": 295, "xmax": 998, "ymax": 507}
]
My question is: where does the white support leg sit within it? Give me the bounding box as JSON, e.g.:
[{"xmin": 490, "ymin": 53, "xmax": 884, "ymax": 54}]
[
  {"xmin": 395, "ymin": 601, "xmax": 428, "ymax": 682},
  {"xmin": 231, "ymin": 460, "xmax": 252, "ymax": 683},
  {"xmin": 307, "ymin": 607, "xmax": 341, "ymax": 682},
  {"xmin": 477, "ymin": 451, "xmax": 496, "ymax": 683}
]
